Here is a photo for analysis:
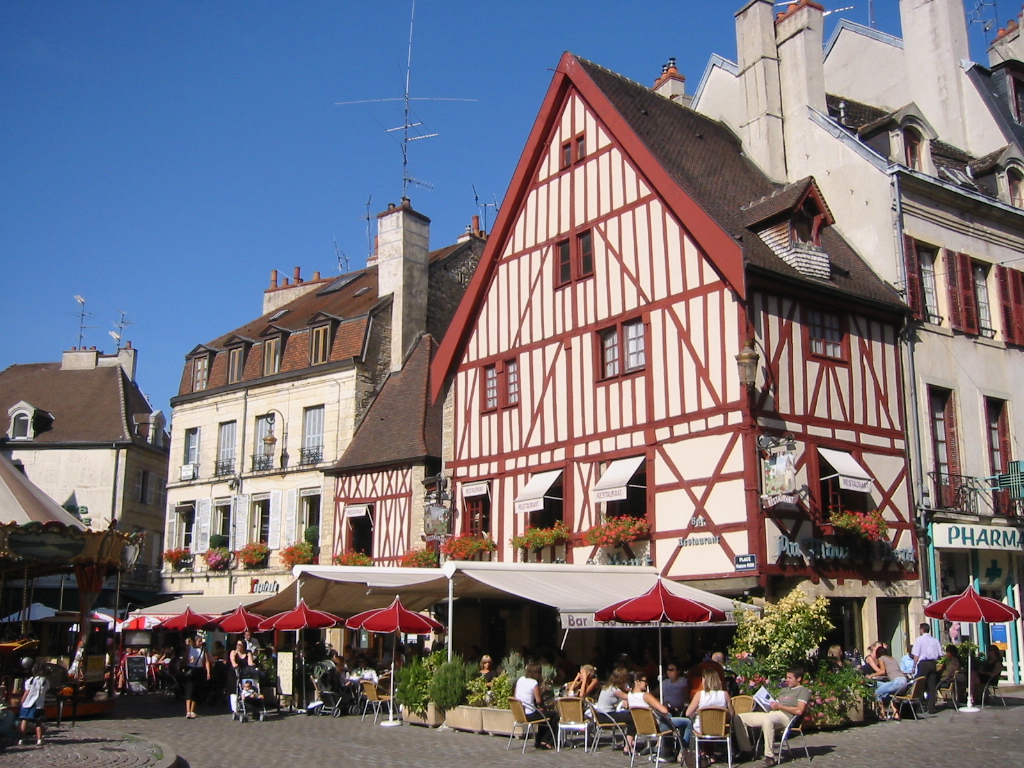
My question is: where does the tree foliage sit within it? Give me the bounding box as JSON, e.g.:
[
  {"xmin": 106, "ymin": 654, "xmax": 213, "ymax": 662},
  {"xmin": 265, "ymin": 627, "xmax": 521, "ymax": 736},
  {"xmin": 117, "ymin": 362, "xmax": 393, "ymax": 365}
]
[{"xmin": 729, "ymin": 589, "xmax": 834, "ymax": 671}]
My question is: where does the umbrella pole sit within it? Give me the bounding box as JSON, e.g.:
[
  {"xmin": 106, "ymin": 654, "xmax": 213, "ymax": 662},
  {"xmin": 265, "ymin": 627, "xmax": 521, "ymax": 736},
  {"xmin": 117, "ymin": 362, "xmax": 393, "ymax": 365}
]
[
  {"xmin": 960, "ymin": 625, "xmax": 979, "ymax": 712},
  {"xmin": 658, "ymin": 627, "xmax": 664, "ymax": 705},
  {"xmin": 381, "ymin": 631, "xmax": 400, "ymax": 726}
]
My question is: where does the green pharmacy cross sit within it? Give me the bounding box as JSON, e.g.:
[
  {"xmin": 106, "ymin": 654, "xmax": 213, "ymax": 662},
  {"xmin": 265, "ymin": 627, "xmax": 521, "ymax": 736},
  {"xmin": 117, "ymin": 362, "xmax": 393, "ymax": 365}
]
[{"xmin": 994, "ymin": 460, "xmax": 1024, "ymax": 500}]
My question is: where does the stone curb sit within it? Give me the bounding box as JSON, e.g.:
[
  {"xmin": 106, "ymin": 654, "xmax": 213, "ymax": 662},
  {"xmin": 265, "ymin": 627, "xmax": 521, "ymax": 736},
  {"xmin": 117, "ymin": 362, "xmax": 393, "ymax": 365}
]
[{"xmin": 89, "ymin": 725, "xmax": 179, "ymax": 768}]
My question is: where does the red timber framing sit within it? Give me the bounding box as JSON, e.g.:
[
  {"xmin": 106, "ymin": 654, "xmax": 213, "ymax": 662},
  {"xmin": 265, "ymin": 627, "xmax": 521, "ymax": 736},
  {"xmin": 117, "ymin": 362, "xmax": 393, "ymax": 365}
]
[
  {"xmin": 431, "ymin": 53, "xmax": 913, "ymax": 591},
  {"xmin": 333, "ymin": 467, "xmax": 414, "ymax": 563}
]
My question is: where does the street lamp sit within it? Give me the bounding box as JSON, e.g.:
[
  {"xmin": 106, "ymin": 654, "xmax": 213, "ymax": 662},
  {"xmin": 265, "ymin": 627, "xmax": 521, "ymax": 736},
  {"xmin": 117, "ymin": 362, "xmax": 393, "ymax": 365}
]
[{"xmin": 735, "ymin": 340, "xmax": 760, "ymax": 389}]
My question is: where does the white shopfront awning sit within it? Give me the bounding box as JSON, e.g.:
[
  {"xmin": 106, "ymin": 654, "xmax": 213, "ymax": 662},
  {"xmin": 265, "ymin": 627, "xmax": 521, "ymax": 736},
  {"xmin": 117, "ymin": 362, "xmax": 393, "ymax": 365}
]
[
  {"xmin": 131, "ymin": 593, "xmax": 267, "ymax": 620},
  {"xmin": 514, "ymin": 469, "xmax": 563, "ymax": 514},
  {"xmin": 591, "ymin": 456, "xmax": 646, "ymax": 502},
  {"xmin": 343, "ymin": 504, "xmax": 370, "ymax": 519},
  {"xmin": 818, "ymin": 448, "xmax": 873, "ymax": 492}
]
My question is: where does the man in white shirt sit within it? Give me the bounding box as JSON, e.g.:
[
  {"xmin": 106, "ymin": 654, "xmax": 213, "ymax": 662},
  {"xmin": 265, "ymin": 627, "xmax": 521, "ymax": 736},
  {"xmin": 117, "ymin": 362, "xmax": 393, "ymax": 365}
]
[{"xmin": 911, "ymin": 623, "xmax": 943, "ymax": 713}]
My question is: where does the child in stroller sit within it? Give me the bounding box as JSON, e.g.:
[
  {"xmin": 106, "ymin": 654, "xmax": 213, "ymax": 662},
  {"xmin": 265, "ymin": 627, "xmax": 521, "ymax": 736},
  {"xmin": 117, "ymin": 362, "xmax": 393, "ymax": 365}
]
[{"xmin": 232, "ymin": 667, "xmax": 267, "ymax": 723}]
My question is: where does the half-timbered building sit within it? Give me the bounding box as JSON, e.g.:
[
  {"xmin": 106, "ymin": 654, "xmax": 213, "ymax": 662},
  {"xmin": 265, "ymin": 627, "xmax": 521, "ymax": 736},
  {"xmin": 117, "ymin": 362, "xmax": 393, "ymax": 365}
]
[
  {"xmin": 432, "ymin": 52, "xmax": 917, "ymax": 656},
  {"xmin": 163, "ymin": 203, "xmax": 483, "ymax": 600}
]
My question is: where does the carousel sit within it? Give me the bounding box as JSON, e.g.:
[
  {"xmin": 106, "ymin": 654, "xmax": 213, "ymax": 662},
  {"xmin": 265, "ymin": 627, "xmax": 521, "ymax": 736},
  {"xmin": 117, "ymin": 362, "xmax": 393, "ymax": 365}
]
[{"xmin": 0, "ymin": 453, "xmax": 140, "ymax": 718}]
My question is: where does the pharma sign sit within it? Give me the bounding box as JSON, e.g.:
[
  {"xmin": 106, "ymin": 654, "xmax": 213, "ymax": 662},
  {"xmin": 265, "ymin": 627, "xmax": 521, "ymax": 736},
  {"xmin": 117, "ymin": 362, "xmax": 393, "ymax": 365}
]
[{"xmin": 932, "ymin": 523, "xmax": 1024, "ymax": 552}]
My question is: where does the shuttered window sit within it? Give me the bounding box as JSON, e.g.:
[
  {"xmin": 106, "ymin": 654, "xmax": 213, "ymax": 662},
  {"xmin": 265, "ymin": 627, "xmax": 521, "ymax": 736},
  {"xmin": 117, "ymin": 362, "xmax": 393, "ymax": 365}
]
[{"xmin": 929, "ymin": 387, "xmax": 961, "ymax": 508}]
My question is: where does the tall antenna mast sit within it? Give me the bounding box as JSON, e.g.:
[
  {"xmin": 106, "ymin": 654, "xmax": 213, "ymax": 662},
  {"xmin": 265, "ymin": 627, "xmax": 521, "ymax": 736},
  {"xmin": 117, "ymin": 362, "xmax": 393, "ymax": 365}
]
[
  {"xmin": 72, "ymin": 295, "xmax": 94, "ymax": 348},
  {"xmin": 110, "ymin": 309, "xmax": 133, "ymax": 351},
  {"xmin": 473, "ymin": 185, "xmax": 500, "ymax": 233},
  {"xmin": 868, "ymin": 0, "xmax": 875, "ymax": 29}
]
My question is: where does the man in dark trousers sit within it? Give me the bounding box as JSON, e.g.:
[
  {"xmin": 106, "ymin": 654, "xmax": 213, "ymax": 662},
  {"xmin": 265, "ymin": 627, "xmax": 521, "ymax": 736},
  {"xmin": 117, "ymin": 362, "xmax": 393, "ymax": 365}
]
[{"xmin": 911, "ymin": 622, "xmax": 943, "ymax": 713}]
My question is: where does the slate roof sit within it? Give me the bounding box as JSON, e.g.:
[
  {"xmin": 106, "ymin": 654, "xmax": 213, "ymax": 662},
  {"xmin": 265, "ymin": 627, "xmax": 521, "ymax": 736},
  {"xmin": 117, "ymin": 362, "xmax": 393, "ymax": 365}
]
[
  {"xmin": 969, "ymin": 62, "xmax": 1024, "ymax": 150},
  {"xmin": 0, "ymin": 363, "xmax": 157, "ymax": 446},
  {"xmin": 825, "ymin": 93, "xmax": 889, "ymax": 131},
  {"xmin": 331, "ymin": 334, "xmax": 442, "ymax": 472},
  {"xmin": 741, "ymin": 178, "xmax": 824, "ymax": 228},
  {"xmin": 576, "ymin": 57, "xmax": 902, "ymax": 308}
]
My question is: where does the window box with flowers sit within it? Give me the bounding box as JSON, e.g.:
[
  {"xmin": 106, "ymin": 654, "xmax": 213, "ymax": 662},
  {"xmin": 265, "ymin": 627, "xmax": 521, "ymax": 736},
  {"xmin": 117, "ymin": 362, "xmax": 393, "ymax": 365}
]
[
  {"xmin": 163, "ymin": 548, "xmax": 192, "ymax": 571},
  {"xmin": 440, "ymin": 533, "xmax": 496, "ymax": 561},
  {"xmin": 279, "ymin": 541, "xmax": 315, "ymax": 570},
  {"xmin": 333, "ymin": 551, "xmax": 374, "ymax": 566},
  {"xmin": 827, "ymin": 509, "xmax": 888, "ymax": 541},
  {"xmin": 399, "ymin": 548, "xmax": 440, "ymax": 568},
  {"xmin": 510, "ymin": 521, "xmax": 572, "ymax": 553},
  {"xmin": 237, "ymin": 541, "xmax": 271, "ymax": 569},
  {"xmin": 202, "ymin": 547, "xmax": 232, "ymax": 571},
  {"xmin": 582, "ymin": 516, "xmax": 650, "ymax": 548}
]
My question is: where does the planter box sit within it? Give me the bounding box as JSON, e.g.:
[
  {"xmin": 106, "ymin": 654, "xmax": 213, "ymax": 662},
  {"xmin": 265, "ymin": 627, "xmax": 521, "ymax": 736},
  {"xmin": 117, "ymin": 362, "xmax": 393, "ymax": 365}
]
[
  {"xmin": 444, "ymin": 704, "xmax": 484, "ymax": 732},
  {"xmin": 480, "ymin": 706, "xmax": 516, "ymax": 736},
  {"xmin": 403, "ymin": 702, "xmax": 444, "ymax": 728},
  {"xmin": 846, "ymin": 700, "xmax": 865, "ymax": 723}
]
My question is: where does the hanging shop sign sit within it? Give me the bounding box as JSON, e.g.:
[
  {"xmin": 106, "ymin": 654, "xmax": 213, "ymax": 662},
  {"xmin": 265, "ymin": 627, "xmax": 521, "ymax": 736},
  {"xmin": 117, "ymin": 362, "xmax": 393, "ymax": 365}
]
[
  {"xmin": 760, "ymin": 440, "xmax": 798, "ymax": 508},
  {"xmin": 932, "ymin": 523, "xmax": 1024, "ymax": 551}
]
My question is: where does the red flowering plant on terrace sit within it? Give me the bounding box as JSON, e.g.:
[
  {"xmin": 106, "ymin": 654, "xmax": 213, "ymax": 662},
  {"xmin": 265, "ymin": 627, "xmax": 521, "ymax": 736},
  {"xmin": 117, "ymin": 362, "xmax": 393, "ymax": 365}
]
[
  {"xmin": 828, "ymin": 509, "xmax": 888, "ymax": 541},
  {"xmin": 202, "ymin": 547, "xmax": 232, "ymax": 571},
  {"xmin": 582, "ymin": 517, "xmax": 650, "ymax": 548},
  {"xmin": 510, "ymin": 521, "xmax": 572, "ymax": 552},
  {"xmin": 278, "ymin": 541, "xmax": 315, "ymax": 570},
  {"xmin": 440, "ymin": 533, "xmax": 496, "ymax": 560},
  {"xmin": 236, "ymin": 541, "xmax": 271, "ymax": 569},
  {"xmin": 399, "ymin": 548, "xmax": 440, "ymax": 568},
  {"xmin": 332, "ymin": 551, "xmax": 373, "ymax": 566}
]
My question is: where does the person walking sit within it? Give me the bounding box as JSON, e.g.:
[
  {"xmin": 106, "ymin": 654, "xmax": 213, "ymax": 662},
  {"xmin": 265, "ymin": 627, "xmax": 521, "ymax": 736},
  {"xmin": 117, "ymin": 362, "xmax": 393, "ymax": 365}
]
[
  {"xmin": 911, "ymin": 623, "xmax": 942, "ymax": 714},
  {"xmin": 183, "ymin": 635, "xmax": 211, "ymax": 719},
  {"xmin": 18, "ymin": 659, "xmax": 49, "ymax": 746}
]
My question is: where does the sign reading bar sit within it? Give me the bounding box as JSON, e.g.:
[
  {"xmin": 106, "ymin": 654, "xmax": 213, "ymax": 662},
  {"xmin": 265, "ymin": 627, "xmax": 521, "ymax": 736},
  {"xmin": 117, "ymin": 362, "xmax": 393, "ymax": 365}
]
[
  {"xmin": 734, "ymin": 554, "xmax": 757, "ymax": 572},
  {"xmin": 933, "ymin": 523, "xmax": 1024, "ymax": 552}
]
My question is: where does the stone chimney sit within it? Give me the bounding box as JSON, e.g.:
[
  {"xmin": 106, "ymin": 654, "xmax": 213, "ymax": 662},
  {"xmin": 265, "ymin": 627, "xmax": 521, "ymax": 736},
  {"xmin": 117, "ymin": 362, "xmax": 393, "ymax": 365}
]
[
  {"xmin": 113, "ymin": 342, "xmax": 137, "ymax": 381},
  {"xmin": 736, "ymin": 0, "xmax": 787, "ymax": 181},
  {"xmin": 776, "ymin": 0, "xmax": 827, "ymax": 181},
  {"xmin": 899, "ymin": 0, "xmax": 970, "ymax": 150},
  {"xmin": 653, "ymin": 58, "xmax": 691, "ymax": 106},
  {"xmin": 375, "ymin": 198, "xmax": 430, "ymax": 372},
  {"xmin": 262, "ymin": 266, "xmax": 325, "ymax": 315},
  {"xmin": 61, "ymin": 347, "xmax": 99, "ymax": 371},
  {"xmin": 989, "ymin": 13, "xmax": 1023, "ymax": 66}
]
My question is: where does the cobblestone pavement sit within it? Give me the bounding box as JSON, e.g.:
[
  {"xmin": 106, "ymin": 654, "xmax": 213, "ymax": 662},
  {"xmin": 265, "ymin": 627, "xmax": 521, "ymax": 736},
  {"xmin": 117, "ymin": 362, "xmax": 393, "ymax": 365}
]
[{"xmin": 1, "ymin": 692, "xmax": 1021, "ymax": 768}]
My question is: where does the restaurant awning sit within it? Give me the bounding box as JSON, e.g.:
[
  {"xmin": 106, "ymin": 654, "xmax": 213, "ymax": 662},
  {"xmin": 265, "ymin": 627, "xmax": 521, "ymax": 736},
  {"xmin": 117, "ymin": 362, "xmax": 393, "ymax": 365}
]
[
  {"xmin": 514, "ymin": 469, "xmax": 563, "ymax": 513},
  {"xmin": 343, "ymin": 504, "xmax": 370, "ymax": 519},
  {"xmin": 131, "ymin": 593, "xmax": 267, "ymax": 620},
  {"xmin": 591, "ymin": 456, "xmax": 645, "ymax": 502},
  {"xmin": 818, "ymin": 448, "xmax": 872, "ymax": 492}
]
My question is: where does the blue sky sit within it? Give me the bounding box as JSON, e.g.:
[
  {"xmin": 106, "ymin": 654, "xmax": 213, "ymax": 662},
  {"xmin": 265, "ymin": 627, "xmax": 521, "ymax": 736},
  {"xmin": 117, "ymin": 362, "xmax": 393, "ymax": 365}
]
[{"xmin": 0, "ymin": 1, "xmax": 996, "ymax": 417}]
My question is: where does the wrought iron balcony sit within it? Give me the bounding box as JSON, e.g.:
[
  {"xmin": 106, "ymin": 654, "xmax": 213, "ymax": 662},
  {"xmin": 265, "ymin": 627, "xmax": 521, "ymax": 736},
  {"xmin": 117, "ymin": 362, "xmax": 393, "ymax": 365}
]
[
  {"xmin": 299, "ymin": 445, "xmax": 323, "ymax": 466},
  {"xmin": 251, "ymin": 453, "xmax": 274, "ymax": 472},
  {"xmin": 121, "ymin": 562, "xmax": 161, "ymax": 587},
  {"xmin": 927, "ymin": 472, "xmax": 1023, "ymax": 517},
  {"xmin": 214, "ymin": 459, "xmax": 235, "ymax": 477}
]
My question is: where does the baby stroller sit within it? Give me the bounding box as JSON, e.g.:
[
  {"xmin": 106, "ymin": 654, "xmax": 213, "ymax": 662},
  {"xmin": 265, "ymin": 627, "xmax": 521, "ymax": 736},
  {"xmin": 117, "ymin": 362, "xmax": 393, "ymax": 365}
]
[
  {"xmin": 308, "ymin": 662, "xmax": 353, "ymax": 717},
  {"xmin": 231, "ymin": 667, "xmax": 268, "ymax": 723}
]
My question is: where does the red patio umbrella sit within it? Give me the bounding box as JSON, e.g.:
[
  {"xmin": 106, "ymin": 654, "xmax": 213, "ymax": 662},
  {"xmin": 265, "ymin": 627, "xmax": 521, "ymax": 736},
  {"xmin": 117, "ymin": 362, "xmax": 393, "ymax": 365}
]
[
  {"xmin": 257, "ymin": 599, "xmax": 342, "ymax": 631},
  {"xmin": 211, "ymin": 605, "xmax": 267, "ymax": 634},
  {"xmin": 346, "ymin": 597, "xmax": 444, "ymax": 726},
  {"xmin": 595, "ymin": 579, "xmax": 727, "ymax": 701},
  {"xmin": 122, "ymin": 614, "xmax": 161, "ymax": 631},
  {"xmin": 156, "ymin": 606, "xmax": 216, "ymax": 632},
  {"xmin": 924, "ymin": 585, "xmax": 1020, "ymax": 712}
]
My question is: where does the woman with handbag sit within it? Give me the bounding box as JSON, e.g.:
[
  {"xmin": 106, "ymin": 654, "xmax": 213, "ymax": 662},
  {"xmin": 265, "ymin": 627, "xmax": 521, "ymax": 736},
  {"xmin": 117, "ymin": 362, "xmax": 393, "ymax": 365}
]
[{"xmin": 183, "ymin": 636, "xmax": 211, "ymax": 719}]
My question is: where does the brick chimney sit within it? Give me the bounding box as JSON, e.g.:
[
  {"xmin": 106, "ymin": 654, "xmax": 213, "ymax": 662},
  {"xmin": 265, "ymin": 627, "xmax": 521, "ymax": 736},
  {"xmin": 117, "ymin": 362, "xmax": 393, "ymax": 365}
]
[
  {"xmin": 735, "ymin": 0, "xmax": 787, "ymax": 182},
  {"xmin": 989, "ymin": 13, "xmax": 1023, "ymax": 66},
  {"xmin": 900, "ymin": 0, "xmax": 970, "ymax": 150},
  {"xmin": 262, "ymin": 266, "xmax": 325, "ymax": 315},
  {"xmin": 776, "ymin": 0, "xmax": 827, "ymax": 181},
  {"xmin": 375, "ymin": 197, "xmax": 430, "ymax": 372}
]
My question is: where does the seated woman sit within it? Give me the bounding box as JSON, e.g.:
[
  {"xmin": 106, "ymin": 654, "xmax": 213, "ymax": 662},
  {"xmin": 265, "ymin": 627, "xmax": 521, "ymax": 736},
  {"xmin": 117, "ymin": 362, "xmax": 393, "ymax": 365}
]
[
  {"xmin": 825, "ymin": 645, "xmax": 846, "ymax": 671},
  {"xmin": 478, "ymin": 655, "xmax": 498, "ymax": 682},
  {"xmin": 937, "ymin": 644, "xmax": 963, "ymax": 704},
  {"xmin": 565, "ymin": 664, "xmax": 599, "ymax": 699},
  {"xmin": 514, "ymin": 662, "xmax": 558, "ymax": 750},
  {"xmin": 972, "ymin": 645, "xmax": 1004, "ymax": 699},
  {"xmin": 870, "ymin": 650, "xmax": 908, "ymax": 719},
  {"xmin": 859, "ymin": 642, "xmax": 885, "ymax": 677},
  {"xmin": 628, "ymin": 672, "xmax": 692, "ymax": 762},
  {"xmin": 593, "ymin": 668, "xmax": 634, "ymax": 753},
  {"xmin": 685, "ymin": 669, "xmax": 731, "ymax": 765}
]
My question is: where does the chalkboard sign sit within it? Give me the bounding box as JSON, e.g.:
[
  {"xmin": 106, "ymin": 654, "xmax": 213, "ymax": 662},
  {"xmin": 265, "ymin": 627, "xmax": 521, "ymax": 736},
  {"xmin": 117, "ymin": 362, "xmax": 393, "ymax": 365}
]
[{"xmin": 126, "ymin": 655, "xmax": 148, "ymax": 685}]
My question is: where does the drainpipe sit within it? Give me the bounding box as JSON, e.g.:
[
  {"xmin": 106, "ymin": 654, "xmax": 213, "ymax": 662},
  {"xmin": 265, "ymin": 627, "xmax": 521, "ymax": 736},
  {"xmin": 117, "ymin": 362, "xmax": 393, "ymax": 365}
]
[
  {"xmin": 110, "ymin": 444, "xmax": 121, "ymax": 528},
  {"xmin": 891, "ymin": 168, "xmax": 933, "ymax": 609}
]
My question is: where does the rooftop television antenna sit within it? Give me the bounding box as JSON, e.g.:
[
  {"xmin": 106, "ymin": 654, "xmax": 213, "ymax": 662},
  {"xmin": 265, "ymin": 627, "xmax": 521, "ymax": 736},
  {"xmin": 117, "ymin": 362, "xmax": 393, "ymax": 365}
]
[
  {"xmin": 334, "ymin": 239, "xmax": 349, "ymax": 273},
  {"xmin": 109, "ymin": 309, "xmax": 133, "ymax": 351},
  {"xmin": 967, "ymin": 0, "xmax": 1000, "ymax": 46},
  {"xmin": 472, "ymin": 185, "xmax": 500, "ymax": 233},
  {"xmin": 335, "ymin": 0, "xmax": 476, "ymax": 197},
  {"xmin": 72, "ymin": 295, "xmax": 97, "ymax": 349}
]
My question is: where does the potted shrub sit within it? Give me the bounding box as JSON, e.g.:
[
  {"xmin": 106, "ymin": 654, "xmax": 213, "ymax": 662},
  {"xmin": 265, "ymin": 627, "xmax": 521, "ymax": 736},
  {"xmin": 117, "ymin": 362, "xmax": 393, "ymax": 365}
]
[
  {"xmin": 510, "ymin": 521, "xmax": 572, "ymax": 553},
  {"xmin": 429, "ymin": 659, "xmax": 479, "ymax": 731},
  {"xmin": 163, "ymin": 547, "xmax": 191, "ymax": 571},
  {"xmin": 440, "ymin": 533, "xmax": 496, "ymax": 561},
  {"xmin": 209, "ymin": 534, "xmax": 230, "ymax": 550},
  {"xmin": 278, "ymin": 541, "xmax": 315, "ymax": 569},
  {"xmin": 332, "ymin": 551, "xmax": 373, "ymax": 566},
  {"xmin": 396, "ymin": 657, "xmax": 443, "ymax": 727},
  {"xmin": 399, "ymin": 548, "xmax": 440, "ymax": 568},
  {"xmin": 236, "ymin": 541, "xmax": 271, "ymax": 569},
  {"xmin": 582, "ymin": 516, "xmax": 650, "ymax": 547},
  {"xmin": 202, "ymin": 546, "xmax": 232, "ymax": 571}
]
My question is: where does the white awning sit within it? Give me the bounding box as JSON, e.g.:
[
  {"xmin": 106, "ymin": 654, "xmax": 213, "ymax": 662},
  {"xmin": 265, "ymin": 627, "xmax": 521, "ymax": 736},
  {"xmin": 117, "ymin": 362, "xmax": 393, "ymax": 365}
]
[
  {"xmin": 344, "ymin": 504, "xmax": 370, "ymax": 519},
  {"xmin": 132, "ymin": 593, "xmax": 267, "ymax": 618},
  {"xmin": 818, "ymin": 448, "xmax": 873, "ymax": 492},
  {"xmin": 462, "ymin": 481, "xmax": 490, "ymax": 498},
  {"xmin": 514, "ymin": 470, "xmax": 563, "ymax": 513},
  {"xmin": 592, "ymin": 456, "xmax": 646, "ymax": 502}
]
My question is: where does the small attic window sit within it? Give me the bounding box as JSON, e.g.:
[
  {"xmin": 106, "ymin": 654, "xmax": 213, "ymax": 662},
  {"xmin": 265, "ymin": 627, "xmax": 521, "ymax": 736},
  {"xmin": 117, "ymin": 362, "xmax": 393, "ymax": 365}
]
[
  {"xmin": 904, "ymin": 126, "xmax": 925, "ymax": 171},
  {"xmin": 269, "ymin": 309, "xmax": 289, "ymax": 321},
  {"xmin": 1013, "ymin": 76, "xmax": 1024, "ymax": 122},
  {"xmin": 790, "ymin": 202, "xmax": 823, "ymax": 247},
  {"xmin": 10, "ymin": 412, "xmax": 31, "ymax": 440},
  {"xmin": 1008, "ymin": 167, "xmax": 1024, "ymax": 207}
]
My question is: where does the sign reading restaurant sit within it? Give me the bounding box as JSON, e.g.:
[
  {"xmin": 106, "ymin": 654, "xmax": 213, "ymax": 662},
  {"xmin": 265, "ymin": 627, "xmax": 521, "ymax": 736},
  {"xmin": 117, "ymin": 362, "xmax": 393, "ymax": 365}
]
[{"xmin": 932, "ymin": 523, "xmax": 1024, "ymax": 551}]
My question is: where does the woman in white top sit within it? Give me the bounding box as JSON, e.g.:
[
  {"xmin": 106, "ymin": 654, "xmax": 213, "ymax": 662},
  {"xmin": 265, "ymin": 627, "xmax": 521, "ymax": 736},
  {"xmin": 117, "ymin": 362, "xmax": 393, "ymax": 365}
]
[
  {"xmin": 628, "ymin": 672, "xmax": 692, "ymax": 761},
  {"xmin": 685, "ymin": 670, "xmax": 732, "ymax": 763},
  {"xmin": 593, "ymin": 668, "xmax": 634, "ymax": 753},
  {"xmin": 514, "ymin": 662, "xmax": 557, "ymax": 749}
]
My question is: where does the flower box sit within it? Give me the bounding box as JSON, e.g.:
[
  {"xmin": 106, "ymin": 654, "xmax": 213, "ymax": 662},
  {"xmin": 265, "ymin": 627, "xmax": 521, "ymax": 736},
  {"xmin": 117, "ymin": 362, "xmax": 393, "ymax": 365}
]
[
  {"xmin": 440, "ymin": 534, "xmax": 496, "ymax": 561},
  {"xmin": 444, "ymin": 704, "xmax": 484, "ymax": 733},
  {"xmin": 402, "ymin": 701, "xmax": 444, "ymax": 727},
  {"xmin": 510, "ymin": 521, "xmax": 571, "ymax": 552},
  {"xmin": 582, "ymin": 516, "xmax": 650, "ymax": 548},
  {"xmin": 828, "ymin": 509, "xmax": 888, "ymax": 541}
]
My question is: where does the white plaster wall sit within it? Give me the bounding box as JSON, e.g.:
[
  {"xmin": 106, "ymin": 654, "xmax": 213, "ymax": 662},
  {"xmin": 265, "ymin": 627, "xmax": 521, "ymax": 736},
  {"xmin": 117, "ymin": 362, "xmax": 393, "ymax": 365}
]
[
  {"xmin": 10, "ymin": 447, "xmax": 118, "ymax": 527},
  {"xmin": 823, "ymin": 29, "xmax": 908, "ymax": 111}
]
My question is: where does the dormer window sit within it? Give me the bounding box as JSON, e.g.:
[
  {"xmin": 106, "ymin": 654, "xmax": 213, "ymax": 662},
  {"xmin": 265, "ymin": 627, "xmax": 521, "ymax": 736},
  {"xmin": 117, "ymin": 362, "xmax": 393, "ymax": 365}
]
[
  {"xmin": 1009, "ymin": 167, "xmax": 1024, "ymax": 207},
  {"xmin": 8, "ymin": 409, "xmax": 31, "ymax": 440},
  {"xmin": 263, "ymin": 337, "xmax": 282, "ymax": 376},
  {"xmin": 1013, "ymin": 75, "xmax": 1024, "ymax": 123},
  {"xmin": 904, "ymin": 126, "xmax": 924, "ymax": 171},
  {"xmin": 192, "ymin": 354, "xmax": 209, "ymax": 392},
  {"xmin": 790, "ymin": 203, "xmax": 823, "ymax": 247},
  {"xmin": 227, "ymin": 346, "xmax": 246, "ymax": 383}
]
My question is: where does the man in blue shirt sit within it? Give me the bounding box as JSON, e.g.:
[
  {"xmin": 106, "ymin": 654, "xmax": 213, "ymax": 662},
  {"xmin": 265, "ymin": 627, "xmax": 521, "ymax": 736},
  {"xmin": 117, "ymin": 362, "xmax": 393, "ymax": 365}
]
[{"xmin": 911, "ymin": 623, "xmax": 943, "ymax": 713}]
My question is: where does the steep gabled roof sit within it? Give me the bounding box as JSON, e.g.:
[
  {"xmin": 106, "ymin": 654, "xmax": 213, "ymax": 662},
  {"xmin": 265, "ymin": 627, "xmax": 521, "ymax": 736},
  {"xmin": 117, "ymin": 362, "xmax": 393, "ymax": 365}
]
[
  {"xmin": 0, "ymin": 363, "xmax": 157, "ymax": 446},
  {"xmin": 331, "ymin": 335, "xmax": 442, "ymax": 472},
  {"xmin": 431, "ymin": 53, "xmax": 902, "ymax": 400},
  {"xmin": 741, "ymin": 177, "xmax": 833, "ymax": 228}
]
